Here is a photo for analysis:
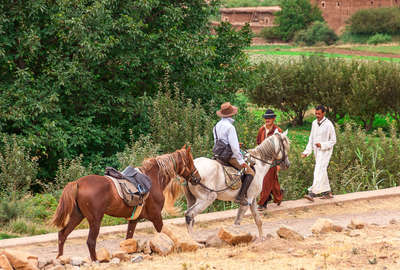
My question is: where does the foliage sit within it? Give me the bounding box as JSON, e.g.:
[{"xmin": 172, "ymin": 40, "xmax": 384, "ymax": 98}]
[
  {"xmin": 274, "ymin": 0, "xmax": 324, "ymax": 41},
  {"xmin": 117, "ymin": 133, "xmax": 160, "ymax": 169},
  {"xmin": 347, "ymin": 7, "xmax": 400, "ymax": 35},
  {"xmin": 0, "ymin": 198, "xmax": 23, "ymax": 225},
  {"xmin": 293, "ymin": 21, "xmax": 338, "ymax": 46},
  {"xmin": 0, "ymin": 0, "xmax": 252, "ymax": 182},
  {"xmin": 0, "ymin": 136, "xmax": 38, "ymax": 197},
  {"xmin": 249, "ymin": 56, "xmax": 400, "ymax": 130},
  {"xmin": 259, "ymin": 27, "xmax": 281, "ymax": 42},
  {"xmin": 367, "ymin": 34, "xmax": 392, "ymax": 45}
]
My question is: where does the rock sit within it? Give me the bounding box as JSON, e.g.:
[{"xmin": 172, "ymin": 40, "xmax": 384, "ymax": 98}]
[
  {"xmin": 276, "ymin": 226, "xmax": 304, "ymax": 241},
  {"xmin": 205, "ymin": 234, "xmax": 228, "ymax": 248},
  {"xmin": 143, "ymin": 240, "xmax": 151, "ymax": 254},
  {"xmin": 142, "ymin": 254, "xmax": 153, "ymax": 261},
  {"xmin": 111, "ymin": 251, "xmax": 129, "ymax": 262},
  {"xmin": 110, "ymin": 258, "xmax": 120, "ymax": 264},
  {"xmin": 28, "ymin": 258, "xmax": 39, "ymax": 268},
  {"xmin": 348, "ymin": 219, "xmax": 365, "ymax": 230},
  {"xmin": 311, "ymin": 218, "xmax": 343, "ymax": 234},
  {"xmin": 58, "ymin": 256, "xmax": 70, "ymax": 265},
  {"xmin": 38, "ymin": 258, "xmax": 53, "ymax": 269},
  {"xmin": 149, "ymin": 233, "xmax": 174, "ymax": 256},
  {"xmin": 70, "ymin": 257, "xmax": 84, "ymax": 266},
  {"xmin": 136, "ymin": 238, "xmax": 147, "ymax": 252},
  {"xmin": 120, "ymin": 238, "xmax": 138, "ymax": 254},
  {"xmin": 131, "ymin": 255, "xmax": 144, "ymax": 263},
  {"xmin": 96, "ymin": 248, "xmax": 110, "ymax": 263},
  {"xmin": 48, "ymin": 266, "xmax": 64, "ymax": 270},
  {"xmin": 389, "ymin": 219, "xmax": 397, "ymax": 225},
  {"xmin": 217, "ymin": 227, "xmax": 253, "ymax": 245},
  {"xmin": 0, "ymin": 254, "xmax": 13, "ymax": 270},
  {"xmin": 1, "ymin": 249, "xmax": 40, "ymax": 270},
  {"xmin": 162, "ymin": 224, "xmax": 202, "ymax": 252}
]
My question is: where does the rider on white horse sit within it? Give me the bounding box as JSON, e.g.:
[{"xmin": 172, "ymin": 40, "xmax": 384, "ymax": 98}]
[{"xmin": 213, "ymin": 102, "xmax": 254, "ymax": 206}]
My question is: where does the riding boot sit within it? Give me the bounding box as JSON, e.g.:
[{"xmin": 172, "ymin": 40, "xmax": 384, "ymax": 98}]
[{"xmin": 235, "ymin": 174, "xmax": 254, "ymax": 206}]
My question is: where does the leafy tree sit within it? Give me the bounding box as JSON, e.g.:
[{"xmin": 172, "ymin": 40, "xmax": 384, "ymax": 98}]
[
  {"xmin": 274, "ymin": 0, "xmax": 324, "ymax": 41},
  {"xmin": 0, "ymin": 0, "xmax": 252, "ymax": 181},
  {"xmin": 348, "ymin": 7, "xmax": 400, "ymax": 35},
  {"xmin": 293, "ymin": 21, "xmax": 338, "ymax": 46}
]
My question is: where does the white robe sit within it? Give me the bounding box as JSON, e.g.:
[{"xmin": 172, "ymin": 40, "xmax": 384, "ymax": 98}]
[{"xmin": 302, "ymin": 117, "xmax": 336, "ymax": 194}]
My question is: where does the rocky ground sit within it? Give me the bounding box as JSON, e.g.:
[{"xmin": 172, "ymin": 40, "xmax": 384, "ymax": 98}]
[{"xmin": 3, "ymin": 196, "xmax": 400, "ymax": 270}]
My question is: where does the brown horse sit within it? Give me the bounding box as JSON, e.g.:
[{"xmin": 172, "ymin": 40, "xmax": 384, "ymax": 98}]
[{"xmin": 51, "ymin": 146, "xmax": 200, "ymax": 261}]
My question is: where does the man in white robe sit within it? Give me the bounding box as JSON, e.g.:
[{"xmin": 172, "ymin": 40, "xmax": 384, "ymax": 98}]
[{"xmin": 301, "ymin": 105, "xmax": 336, "ymax": 201}]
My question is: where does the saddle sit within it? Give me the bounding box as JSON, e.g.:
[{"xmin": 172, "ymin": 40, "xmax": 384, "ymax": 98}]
[
  {"xmin": 105, "ymin": 166, "xmax": 151, "ymax": 208},
  {"xmin": 215, "ymin": 159, "xmax": 243, "ymax": 190}
]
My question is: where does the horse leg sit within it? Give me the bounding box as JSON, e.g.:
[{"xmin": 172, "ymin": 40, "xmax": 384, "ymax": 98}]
[
  {"xmin": 57, "ymin": 206, "xmax": 84, "ymax": 258},
  {"xmin": 234, "ymin": 204, "xmax": 249, "ymax": 226},
  {"xmin": 86, "ymin": 214, "xmax": 104, "ymax": 261},
  {"xmin": 126, "ymin": 220, "xmax": 138, "ymax": 239},
  {"xmin": 185, "ymin": 192, "xmax": 217, "ymax": 236},
  {"xmin": 249, "ymin": 199, "xmax": 263, "ymax": 238}
]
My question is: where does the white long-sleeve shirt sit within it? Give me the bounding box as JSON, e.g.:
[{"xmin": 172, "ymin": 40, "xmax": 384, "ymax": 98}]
[
  {"xmin": 303, "ymin": 117, "xmax": 337, "ymax": 156},
  {"xmin": 213, "ymin": 117, "xmax": 244, "ymax": 164}
]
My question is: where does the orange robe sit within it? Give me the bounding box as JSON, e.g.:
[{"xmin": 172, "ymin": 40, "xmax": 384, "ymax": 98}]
[{"xmin": 256, "ymin": 124, "xmax": 283, "ymax": 206}]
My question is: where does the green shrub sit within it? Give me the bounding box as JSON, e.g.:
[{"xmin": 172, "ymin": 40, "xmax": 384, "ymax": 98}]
[
  {"xmin": 116, "ymin": 133, "xmax": 160, "ymax": 169},
  {"xmin": 275, "ymin": 0, "xmax": 324, "ymax": 41},
  {"xmin": 22, "ymin": 193, "xmax": 58, "ymax": 222},
  {"xmin": 294, "ymin": 21, "xmax": 338, "ymax": 46},
  {"xmin": 222, "ymin": 0, "xmax": 281, "ymax": 7},
  {"xmin": 49, "ymin": 155, "xmax": 93, "ymax": 191},
  {"xmin": 347, "ymin": 8, "xmax": 400, "ymax": 35},
  {"xmin": 367, "ymin": 33, "xmax": 392, "ymax": 45},
  {"xmin": 0, "ymin": 136, "xmax": 38, "ymax": 197},
  {"xmin": 8, "ymin": 217, "xmax": 49, "ymax": 235},
  {"xmin": 259, "ymin": 27, "xmax": 281, "ymax": 42},
  {"xmin": 0, "ymin": 198, "xmax": 23, "ymax": 225}
]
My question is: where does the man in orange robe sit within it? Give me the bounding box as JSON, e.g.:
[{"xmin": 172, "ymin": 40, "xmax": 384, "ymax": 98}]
[{"xmin": 256, "ymin": 109, "xmax": 283, "ymax": 211}]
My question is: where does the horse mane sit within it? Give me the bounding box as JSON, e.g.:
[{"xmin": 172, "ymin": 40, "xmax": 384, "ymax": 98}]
[
  {"xmin": 251, "ymin": 134, "xmax": 277, "ymax": 160},
  {"xmin": 141, "ymin": 149, "xmax": 187, "ymax": 185}
]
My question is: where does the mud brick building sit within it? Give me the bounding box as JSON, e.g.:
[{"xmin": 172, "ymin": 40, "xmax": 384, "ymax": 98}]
[
  {"xmin": 310, "ymin": 0, "xmax": 400, "ymax": 33},
  {"xmin": 217, "ymin": 6, "xmax": 281, "ymax": 34}
]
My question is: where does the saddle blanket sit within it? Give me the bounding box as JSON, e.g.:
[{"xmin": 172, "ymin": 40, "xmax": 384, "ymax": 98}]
[
  {"xmin": 106, "ymin": 175, "xmax": 149, "ymax": 207},
  {"xmin": 222, "ymin": 165, "xmax": 242, "ymax": 190}
]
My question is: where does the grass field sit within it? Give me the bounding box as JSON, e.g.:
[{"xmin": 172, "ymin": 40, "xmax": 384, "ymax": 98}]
[{"xmin": 348, "ymin": 45, "xmax": 400, "ymax": 54}]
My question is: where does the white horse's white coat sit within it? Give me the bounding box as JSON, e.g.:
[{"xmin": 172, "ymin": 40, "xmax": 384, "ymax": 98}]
[{"xmin": 184, "ymin": 131, "xmax": 290, "ymax": 238}]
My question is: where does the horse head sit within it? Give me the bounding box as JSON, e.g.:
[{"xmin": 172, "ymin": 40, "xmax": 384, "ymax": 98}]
[
  {"xmin": 276, "ymin": 130, "xmax": 291, "ymax": 170},
  {"xmin": 179, "ymin": 145, "xmax": 201, "ymax": 183}
]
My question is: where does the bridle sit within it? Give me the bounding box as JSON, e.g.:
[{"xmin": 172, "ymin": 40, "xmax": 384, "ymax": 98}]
[
  {"xmin": 245, "ymin": 133, "xmax": 287, "ymax": 168},
  {"xmin": 171, "ymin": 154, "xmax": 201, "ymax": 184}
]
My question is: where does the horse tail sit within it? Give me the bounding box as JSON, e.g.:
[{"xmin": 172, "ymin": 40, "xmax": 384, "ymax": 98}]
[
  {"xmin": 162, "ymin": 179, "xmax": 184, "ymax": 216},
  {"xmin": 52, "ymin": 181, "xmax": 78, "ymax": 228}
]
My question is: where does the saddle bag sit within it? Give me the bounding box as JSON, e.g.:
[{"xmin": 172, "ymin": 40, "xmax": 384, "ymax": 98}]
[{"xmin": 212, "ymin": 127, "xmax": 233, "ymax": 163}]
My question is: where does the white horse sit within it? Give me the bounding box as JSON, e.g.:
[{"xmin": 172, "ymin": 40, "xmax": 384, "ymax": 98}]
[{"xmin": 183, "ymin": 131, "xmax": 290, "ymax": 239}]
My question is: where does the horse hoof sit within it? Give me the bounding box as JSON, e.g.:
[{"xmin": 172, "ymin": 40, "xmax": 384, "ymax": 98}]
[{"xmin": 185, "ymin": 215, "xmax": 192, "ymax": 225}]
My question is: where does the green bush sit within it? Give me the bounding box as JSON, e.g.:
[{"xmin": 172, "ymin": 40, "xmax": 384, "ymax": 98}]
[
  {"xmin": 294, "ymin": 21, "xmax": 338, "ymax": 46},
  {"xmin": 347, "ymin": 8, "xmax": 400, "ymax": 35},
  {"xmin": 222, "ymin": 0, "xmax": 281, "ymax": 7},
  {"xmin": 274, "ymin": 0, "xmax": 324, "ymax": 41},
  {"xmin": 0, "ymin": 198, "xmax": 23, "ymax": 225},
  {"xmin": 116, "ymin": 133, "xmax": 160, "ymax": 169},
  {"xmin": 259, "ymin": 27, "xmax": 281, "ymax": 42},
  {"xmin": 367, "ymin": 33, "xmax": 392, "ymax": 45},
  {"xmin": 0, "ymin": 136, "xmax": 38, "ymax": 197}
]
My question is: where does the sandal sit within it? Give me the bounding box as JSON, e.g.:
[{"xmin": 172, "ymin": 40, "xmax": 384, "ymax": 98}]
[
  {"xmin": 304, "ymin": 194, "xmax": 314, "ymax": 202},
  {"xmin": 257, "ymin": 205, "xmax": 267, "ymax": 211},
  {"xmin": 320, "ymin": 192, "xmax": 334, "ymax": 199}
]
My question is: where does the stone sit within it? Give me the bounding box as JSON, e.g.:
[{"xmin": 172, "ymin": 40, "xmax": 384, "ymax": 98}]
[
  {"xmin": 96, "ymin": 248, "xmax": 110, "ymax": 263},
  {"xmin": 143, "ymin": 240, "xmax": 151, "ymax": 254},
  {"xmin": 218, "ymin": 227, "xmax": 253, "ymax": 245},
  {"xmin": 120, "ymin": 238, "xmax": 138, "ymax": 254},
  {"xmin": 311, "ymin": 218, "xmax": 343, "ymax": 234},
  {"xmin": 390, "ymin": 219, "xmax": 397, "ymax": 225},
  {"xmin": 111, "ymin": 251, "xmax": 129, "ymax": 262},
  {"xmin": 162, "ymin": 224, "xmax": 202, "ymax": 252},
  {"xmin": 38, "ymin": 258, "xmax": 53, "ymax": 269},
  {"xmin": 28, "ymin": 258, "xmax": 39, "ymax": 268},
  {"xmin": 110, "ymin": 258, "xmax": 120, "ymax": 264},
  {"xmin": 149, "ymin": 233, "xmax": 175, "ymax": 256},
  {"xmin": 348, "ymin": 219, "xmax": 365, "ymax": 230},
  {"xmin": 1, "ymin": 249, "xmax": 40, "ymax": 270},
  {"xmin": 136, "ymin": 238, "xmax": 147, "ymax": 252},
  {"xmin": 131, "ymin": 255, "xmax": 144, "ymax": 263},
  {"xmin": 0, "ymin": 254, "xmax": 13, "ymax": 270},
  {"xmin": 142, "ymin": 254, "xmax": 153, "ymax": 261},
  {"xmin": 58, "ymin": 256, "xmax": 70, "ymax": 265},
  {"xmin": 48, "ymin": 266, "xmax": 65, "ymax": 270},
  {"xmin": 70, "ymin": 257, "xmax": 84, "ymax": 266},
  {"xmin": 205, "ymin": 234, "xmax": 228, "ymax": 248},
  {"xmin": 276, "ymin": 226, "xmax": 304, "ymax": 241}
]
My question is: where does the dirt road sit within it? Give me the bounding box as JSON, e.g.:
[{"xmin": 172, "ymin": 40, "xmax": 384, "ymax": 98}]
[{"xmin": 12, "ymin": 196, "xmax": 400, "ymax": 269}]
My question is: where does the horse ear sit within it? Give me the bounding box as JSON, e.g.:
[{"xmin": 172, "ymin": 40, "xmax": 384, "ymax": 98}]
[
  {"xmin": 187, "ymin": 145, "xmax": 191, "ymax": 153},
  {"xmin": 282, "ymin": 129, "xmax": 288, "ymax": 137},
  {"xmin": 181, "ymin": 144, "xmax": 187, "ymax": 150}
]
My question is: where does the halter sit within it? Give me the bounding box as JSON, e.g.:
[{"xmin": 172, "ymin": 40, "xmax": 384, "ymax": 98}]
[
  {"xmin": 245, "ymin": 133, "xmax": 287, "ymax": 168},
  {"xmin": 171, "ymin": 155, "xmax": 201, "ymax": 184}
]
